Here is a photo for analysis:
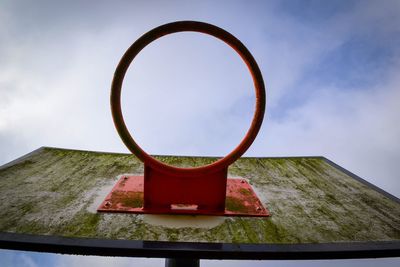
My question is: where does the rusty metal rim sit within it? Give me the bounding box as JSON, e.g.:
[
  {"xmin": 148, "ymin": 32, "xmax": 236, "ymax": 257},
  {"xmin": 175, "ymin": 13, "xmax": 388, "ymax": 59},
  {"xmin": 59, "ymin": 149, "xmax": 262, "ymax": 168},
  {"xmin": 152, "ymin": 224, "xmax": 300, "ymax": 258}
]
[{"xmin": 111, "ymin": 21, "xmax": 266, "ymax": 176}]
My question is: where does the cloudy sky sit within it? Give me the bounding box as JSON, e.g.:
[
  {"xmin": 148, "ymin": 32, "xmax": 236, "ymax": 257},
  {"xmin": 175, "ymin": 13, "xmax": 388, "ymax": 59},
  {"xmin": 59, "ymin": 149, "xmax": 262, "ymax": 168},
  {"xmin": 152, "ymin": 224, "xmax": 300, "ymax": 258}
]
[{"xmin": 1, "ymin": 0, "xmax": 399, "ymax": 266}]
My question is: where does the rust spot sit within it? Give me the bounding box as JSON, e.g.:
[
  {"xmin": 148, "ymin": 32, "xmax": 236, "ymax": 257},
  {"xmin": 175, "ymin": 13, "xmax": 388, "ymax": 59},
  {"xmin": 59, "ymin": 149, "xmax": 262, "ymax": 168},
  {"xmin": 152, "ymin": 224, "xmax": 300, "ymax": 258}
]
[
  {"xmin": 110, "ymin": 191, "xmax": 143, "ymax": 209},
  {"xmin": 238, "ymin": 188, "xmax": 252, "ymax": 196},
  {"xmin": 225, "ymin": 196, "xmax": 248, "ymax": 213}
]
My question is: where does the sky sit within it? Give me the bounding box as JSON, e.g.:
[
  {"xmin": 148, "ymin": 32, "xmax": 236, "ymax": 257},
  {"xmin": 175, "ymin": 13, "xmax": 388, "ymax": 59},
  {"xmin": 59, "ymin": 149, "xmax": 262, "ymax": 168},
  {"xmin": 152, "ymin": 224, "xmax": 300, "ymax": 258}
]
[{"xmin": 0, "ymin": 0, "xmax": 399, "ymax": 266}]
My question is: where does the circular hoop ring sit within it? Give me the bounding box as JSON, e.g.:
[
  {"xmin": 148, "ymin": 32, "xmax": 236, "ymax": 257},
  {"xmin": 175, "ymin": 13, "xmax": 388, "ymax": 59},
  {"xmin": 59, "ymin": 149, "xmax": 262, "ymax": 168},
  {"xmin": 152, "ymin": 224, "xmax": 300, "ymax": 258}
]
[{"xmin": 111, "ymin": 21, "xmax": 266, "ymax": 176}]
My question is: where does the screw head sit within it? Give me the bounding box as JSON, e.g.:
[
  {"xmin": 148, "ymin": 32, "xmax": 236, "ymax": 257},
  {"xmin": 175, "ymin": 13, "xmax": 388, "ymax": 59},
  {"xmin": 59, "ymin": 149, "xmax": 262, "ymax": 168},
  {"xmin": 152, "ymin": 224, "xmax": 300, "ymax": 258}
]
[
  {"xmin": 241, "ymin": 180, "xmax": 246, "ymax": 184},
  {"xmin": 104, "ymin": 201, "xmax": 111, "ymax": 208}
]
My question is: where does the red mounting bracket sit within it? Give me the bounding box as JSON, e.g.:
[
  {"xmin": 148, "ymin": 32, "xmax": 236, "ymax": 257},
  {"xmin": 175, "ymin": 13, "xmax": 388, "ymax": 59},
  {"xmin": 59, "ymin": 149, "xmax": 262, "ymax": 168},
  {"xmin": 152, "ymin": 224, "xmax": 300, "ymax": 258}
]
[
  {"xmin": 98, "ymin": 21, "xmax": 269, "ymax": 217},
  {"xmin": 98, "ymin": 176, "xmax": 268, "ymax": 216}
]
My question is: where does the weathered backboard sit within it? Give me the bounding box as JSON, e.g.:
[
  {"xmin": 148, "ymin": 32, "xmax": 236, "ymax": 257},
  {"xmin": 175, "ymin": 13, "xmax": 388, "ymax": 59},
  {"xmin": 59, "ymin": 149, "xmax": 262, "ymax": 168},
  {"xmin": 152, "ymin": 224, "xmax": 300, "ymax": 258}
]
[{"xmin": 0, "ymin": 147, "xmax": 399, "ymax": 259}]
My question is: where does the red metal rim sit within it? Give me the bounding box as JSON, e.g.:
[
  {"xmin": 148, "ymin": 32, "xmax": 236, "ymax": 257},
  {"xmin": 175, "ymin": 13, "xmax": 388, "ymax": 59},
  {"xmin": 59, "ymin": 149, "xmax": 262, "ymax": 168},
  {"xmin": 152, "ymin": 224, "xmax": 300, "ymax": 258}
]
[{"xmin": 111, "ymin": 21, "xmax": 266, "ymax": 176}]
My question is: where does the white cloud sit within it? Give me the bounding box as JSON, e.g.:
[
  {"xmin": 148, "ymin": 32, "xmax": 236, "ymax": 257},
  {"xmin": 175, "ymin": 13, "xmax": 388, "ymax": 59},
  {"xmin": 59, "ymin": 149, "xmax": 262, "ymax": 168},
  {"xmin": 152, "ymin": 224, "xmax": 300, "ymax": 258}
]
[
  {"xmin": 254, "ymin": 66, "xmax": 400, "ymax": 195},
  {"xmin": 203, "ymin": 258, "xmax": 400, "ymax": 267},
  {"xmin": 54, "ymin": 255, "xmax": 163, "ymax": 267},
  {"xmin": 0, "ymin": 250, "xmax": 39, "ymax": 267}
]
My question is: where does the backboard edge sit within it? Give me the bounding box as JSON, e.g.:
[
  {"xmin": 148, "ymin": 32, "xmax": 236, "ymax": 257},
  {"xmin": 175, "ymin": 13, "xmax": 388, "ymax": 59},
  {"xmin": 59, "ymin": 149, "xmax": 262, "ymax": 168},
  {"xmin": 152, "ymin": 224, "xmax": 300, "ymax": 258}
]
[{"xmin": 1, "ymin": 232, "xmax": 399, "ymax": 260}]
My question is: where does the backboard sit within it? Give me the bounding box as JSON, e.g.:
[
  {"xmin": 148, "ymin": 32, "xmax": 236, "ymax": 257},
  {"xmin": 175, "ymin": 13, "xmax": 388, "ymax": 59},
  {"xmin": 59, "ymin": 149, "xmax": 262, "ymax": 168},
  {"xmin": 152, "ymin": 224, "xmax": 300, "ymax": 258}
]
[{"xmin": 0, "ymin": 146, "xmax": 399, "ymax": 259}]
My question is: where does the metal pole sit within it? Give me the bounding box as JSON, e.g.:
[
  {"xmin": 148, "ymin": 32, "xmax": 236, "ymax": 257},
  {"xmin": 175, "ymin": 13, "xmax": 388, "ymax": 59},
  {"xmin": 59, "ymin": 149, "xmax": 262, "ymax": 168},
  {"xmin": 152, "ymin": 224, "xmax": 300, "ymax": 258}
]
[{"xmin": 165, "ymin": 258, "xmax": 200, "ymax": 267}]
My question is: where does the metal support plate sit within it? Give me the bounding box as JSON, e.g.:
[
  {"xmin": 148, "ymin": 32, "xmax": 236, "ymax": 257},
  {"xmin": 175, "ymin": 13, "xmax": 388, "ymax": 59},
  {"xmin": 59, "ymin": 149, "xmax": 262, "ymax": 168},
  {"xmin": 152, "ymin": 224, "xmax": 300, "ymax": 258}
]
[{"xmin": 98, "ymin": 176, "xmax": 269, "ymax": 217}]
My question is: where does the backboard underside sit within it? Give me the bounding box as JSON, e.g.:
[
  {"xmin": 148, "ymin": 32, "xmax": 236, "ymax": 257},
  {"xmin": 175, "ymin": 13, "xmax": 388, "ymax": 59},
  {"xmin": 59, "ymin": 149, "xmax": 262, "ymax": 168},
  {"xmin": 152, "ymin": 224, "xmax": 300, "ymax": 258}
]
[{"xmin": 0, "ymin": 147, "xmax": 399, "ymax": 259}]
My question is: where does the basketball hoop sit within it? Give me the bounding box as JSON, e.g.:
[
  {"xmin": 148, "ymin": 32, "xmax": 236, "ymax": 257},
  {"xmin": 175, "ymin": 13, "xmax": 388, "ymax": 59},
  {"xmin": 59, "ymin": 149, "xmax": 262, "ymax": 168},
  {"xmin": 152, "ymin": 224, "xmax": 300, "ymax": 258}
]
[{"xmin": 107, "ymin": 21, "xmax": 267, "ymax": 215}]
